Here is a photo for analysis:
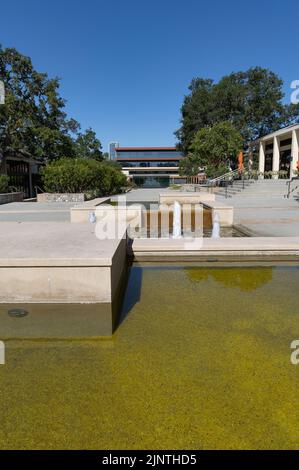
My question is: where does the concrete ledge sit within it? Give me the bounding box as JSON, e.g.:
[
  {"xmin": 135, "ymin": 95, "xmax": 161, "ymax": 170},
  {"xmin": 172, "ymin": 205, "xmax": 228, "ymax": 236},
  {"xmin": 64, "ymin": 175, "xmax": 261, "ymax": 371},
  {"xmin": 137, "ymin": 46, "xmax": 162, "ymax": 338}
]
[
  {"xmin": 203, "ymin": 200, "xmax": 233, "ymax": 227},
  {"xmin": 70, "ymin": 197, "xmax": 111, "ymax": 222},
  {"xmin": 37, "ymin": 193, "xmax": 84, "ymax": 203},
  {"xmin": 159, "ymin": 191, "xmax": 215, "ymax": 204},
  {"xmin": 131, "ymin": 237, "xmax": 299, "ymax": 261},
  {"xmin": 0, "ymin": 192, "xmax": 23, "ymax": 205},
  {"xmin": 95, "ymin": 204, "xmax": 144, "ymax": 228},
  {"xmin": 0, "ymin": 222, "xmax": 128, "ymax": 336}
]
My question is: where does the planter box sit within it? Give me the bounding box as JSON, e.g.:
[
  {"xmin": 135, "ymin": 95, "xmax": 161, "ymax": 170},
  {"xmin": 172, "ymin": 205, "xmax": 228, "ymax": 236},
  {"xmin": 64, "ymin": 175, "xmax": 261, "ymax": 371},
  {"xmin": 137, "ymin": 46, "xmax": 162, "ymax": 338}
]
[
  {"xmin": 37, "ymin": 193, "xmax": 84, "ymax": 203},
  {"xmin": 0, "ymin": 192, "xmax": 23, "ymax": 205}
]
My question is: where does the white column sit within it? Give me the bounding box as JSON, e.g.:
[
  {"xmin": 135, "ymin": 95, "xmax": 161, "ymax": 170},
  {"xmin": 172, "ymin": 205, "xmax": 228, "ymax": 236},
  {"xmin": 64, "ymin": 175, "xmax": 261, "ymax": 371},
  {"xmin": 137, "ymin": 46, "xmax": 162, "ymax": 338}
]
[
  {"xmin": 272, "ymin": 136, "xmax": 280, "ymax": 179},
  {"xmin": 291, "ymin": 129, "xmax": 299, "ymax": 178},
  {"xmin": 258, "ymin": 141, "xmax": 265, "ymax": 178}
]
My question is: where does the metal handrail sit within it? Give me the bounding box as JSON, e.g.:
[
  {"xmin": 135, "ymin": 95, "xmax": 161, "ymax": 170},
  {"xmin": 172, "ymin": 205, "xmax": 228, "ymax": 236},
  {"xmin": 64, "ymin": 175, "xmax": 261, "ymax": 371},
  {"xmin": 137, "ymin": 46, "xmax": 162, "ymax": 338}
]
[
  {"xmin": 34, "ymin": 185, "xmax": 45, "ymax": 196},
  {"xmin": 285, "ymin": 177, "xmax": 299, "ymax": 199},
  {"xmin": 209, "ymin": 168, "xmax": 239, "ymax": 184},
  {"xmin": 201, "ymin": 170, "xmax": 252, "ymax": 198}
]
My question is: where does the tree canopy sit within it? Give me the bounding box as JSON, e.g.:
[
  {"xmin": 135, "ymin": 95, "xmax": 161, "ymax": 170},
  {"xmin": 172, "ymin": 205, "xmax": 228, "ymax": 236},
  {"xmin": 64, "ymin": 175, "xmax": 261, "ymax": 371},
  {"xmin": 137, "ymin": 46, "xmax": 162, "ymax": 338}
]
[
  {"xmin": 0, "ymin": 46, "xmax": 102, "ymax": 169},
  {"xmin": 179, "ymin": 122, "xmax": 242, "ymax": 177},
  {"xmin": 175, "ymin": 67, "xmax": 299, "ymax": 153},
  {"xmin": 190, "ymin": 122, "xmax": 242, "ymax": 166},
  {"xmin": 74, "ymin": 128, "xmax": 103, "ymax": 161}
]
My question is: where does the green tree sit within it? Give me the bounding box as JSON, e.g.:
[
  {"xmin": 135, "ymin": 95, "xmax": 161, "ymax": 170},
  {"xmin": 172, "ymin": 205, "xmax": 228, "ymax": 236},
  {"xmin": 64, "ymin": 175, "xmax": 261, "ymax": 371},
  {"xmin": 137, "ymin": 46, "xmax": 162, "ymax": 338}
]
[
  {"xmin": 176, "ymin": 67, "xmax": 299, "ymax": 153},
  {"xmin": 179, "ymin": 153, "xmax": 201, "ymax": 177},
  {"xmin": 179, "ymin": 122, "xmax": 242, "ymax": 177},
  {"xmin": 75, "ymin": 127, "xmax": 103, "ymax": 160},
  {"xmin": 176, "ymin": 78, "xmax": 214, "ymax": 153},
  {"xmin": 0, "ymin": 46, "xmax": 79, "ymax": 171}
]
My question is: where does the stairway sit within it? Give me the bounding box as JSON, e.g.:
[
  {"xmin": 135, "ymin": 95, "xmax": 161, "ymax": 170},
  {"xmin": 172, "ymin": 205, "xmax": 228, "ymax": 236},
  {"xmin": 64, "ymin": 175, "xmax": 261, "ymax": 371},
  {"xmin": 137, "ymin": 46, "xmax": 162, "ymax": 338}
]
[{"xmin": 214, "ymin": 179, "xmax": 290, "ymax": 199}]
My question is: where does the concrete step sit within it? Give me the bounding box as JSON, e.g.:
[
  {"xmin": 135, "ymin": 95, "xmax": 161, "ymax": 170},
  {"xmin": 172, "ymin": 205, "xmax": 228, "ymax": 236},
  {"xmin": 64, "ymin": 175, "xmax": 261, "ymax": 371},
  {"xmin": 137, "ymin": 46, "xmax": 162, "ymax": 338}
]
[{"xmin": 213, "ymin": 178, "xmax": 291, "ymax": 200}]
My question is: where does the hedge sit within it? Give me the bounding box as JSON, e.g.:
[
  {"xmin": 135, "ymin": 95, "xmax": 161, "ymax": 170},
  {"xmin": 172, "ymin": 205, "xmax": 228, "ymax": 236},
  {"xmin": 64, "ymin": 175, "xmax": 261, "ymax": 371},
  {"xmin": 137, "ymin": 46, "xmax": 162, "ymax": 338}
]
[
  {"xmin": 0, "ymin": 175, "xmax": 9, "ymax": 193},
  {"xmin": 42, "ymin": 158, "xmax": 127, "ymax": 197}
]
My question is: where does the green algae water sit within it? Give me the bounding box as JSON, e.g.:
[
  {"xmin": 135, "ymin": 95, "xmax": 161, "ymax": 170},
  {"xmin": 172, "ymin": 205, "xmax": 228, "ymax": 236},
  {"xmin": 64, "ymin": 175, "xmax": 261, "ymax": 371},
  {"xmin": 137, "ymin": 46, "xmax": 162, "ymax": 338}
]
[{"xmin": 1, "ymin": 264, "xmax": 299, "ymax": 450}]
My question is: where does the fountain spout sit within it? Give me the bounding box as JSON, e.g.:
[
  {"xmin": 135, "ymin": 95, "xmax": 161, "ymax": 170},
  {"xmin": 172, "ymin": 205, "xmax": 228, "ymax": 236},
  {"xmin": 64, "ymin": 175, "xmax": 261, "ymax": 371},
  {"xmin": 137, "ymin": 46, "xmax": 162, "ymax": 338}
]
[
  {"xmin": 211, "ymin": 212, "xmax": 220, "ymax": 239},
  {"xmin": 172, "ymin": 201, "xmax": 182, "ymax": 238}
]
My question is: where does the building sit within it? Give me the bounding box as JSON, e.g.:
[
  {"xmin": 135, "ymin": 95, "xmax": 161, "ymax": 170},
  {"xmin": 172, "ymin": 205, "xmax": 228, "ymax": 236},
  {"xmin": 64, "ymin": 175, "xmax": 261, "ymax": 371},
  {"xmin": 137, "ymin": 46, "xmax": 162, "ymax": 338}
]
[
  {"xmin": 109, "ymin": 143, "xmax": 183, "ymax": 187},
  {"xmin": 0, "ymin": 152, "xmax": 43, "ymax": 198},
  {"xmin": 258, "ymin": 123, "xmax": 299, "ymax": 178}
]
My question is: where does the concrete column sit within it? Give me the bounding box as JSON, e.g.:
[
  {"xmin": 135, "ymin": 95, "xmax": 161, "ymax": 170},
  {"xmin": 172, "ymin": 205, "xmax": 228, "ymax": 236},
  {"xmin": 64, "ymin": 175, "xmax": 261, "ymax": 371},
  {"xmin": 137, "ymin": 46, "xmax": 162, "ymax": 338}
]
[
  {"xmin": 291, "ymin": 129, "xmax": 299, "ymax": 178},
  {"xmin": 258, "ymin": 141, "xmax": 265, "ymax": 178},
  {"xmin": 272, "ymin": 136, "xmax": 280, "ymax": 179}
]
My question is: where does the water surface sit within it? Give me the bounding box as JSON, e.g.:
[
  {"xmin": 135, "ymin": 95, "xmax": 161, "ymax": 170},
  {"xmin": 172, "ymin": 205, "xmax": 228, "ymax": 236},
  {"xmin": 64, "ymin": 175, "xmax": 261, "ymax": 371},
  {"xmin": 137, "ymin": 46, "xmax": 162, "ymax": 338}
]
[{"xmin": 1, "ymin": 265, "xmax": 299, "ymax": 449}]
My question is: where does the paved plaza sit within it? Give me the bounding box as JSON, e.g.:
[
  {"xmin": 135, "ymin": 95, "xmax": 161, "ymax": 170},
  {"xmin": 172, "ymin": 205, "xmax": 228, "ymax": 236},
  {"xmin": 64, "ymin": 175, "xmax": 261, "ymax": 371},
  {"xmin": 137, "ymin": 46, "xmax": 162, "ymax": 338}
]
[
  {"xmin": 0, "ymin": 187, "xmax": 298, "ymax": 237},
  {"xmin": 0, "ymin": 202, "xmax": 74, "ymax": 222},
  {"xmin": 216, "ymin": 195, "xmax": 299, "ymax": 236}
]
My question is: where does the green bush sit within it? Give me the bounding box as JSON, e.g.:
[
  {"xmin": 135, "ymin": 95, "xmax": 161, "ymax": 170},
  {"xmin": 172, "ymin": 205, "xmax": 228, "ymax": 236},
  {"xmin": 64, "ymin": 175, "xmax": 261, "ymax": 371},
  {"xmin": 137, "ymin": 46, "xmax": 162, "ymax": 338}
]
[
  {"xmin": 0, "ymin": 175, "xmax": 9, "ymax": 193},
  {"xmin": 205, "ymin": 163, "xmax": 228, "ymax": 179},
  {"xmin": 42, "ymin": 158, "xmax": 127, "ymax": 196}
]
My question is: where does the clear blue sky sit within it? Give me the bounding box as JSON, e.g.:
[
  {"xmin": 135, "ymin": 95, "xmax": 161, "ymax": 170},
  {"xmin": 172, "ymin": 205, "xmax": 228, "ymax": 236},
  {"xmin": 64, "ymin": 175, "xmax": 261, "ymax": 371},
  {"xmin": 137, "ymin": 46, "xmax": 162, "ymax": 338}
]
[{"xmin": 1, "ymin": 0, "xmax": 298, "ymax": 151}]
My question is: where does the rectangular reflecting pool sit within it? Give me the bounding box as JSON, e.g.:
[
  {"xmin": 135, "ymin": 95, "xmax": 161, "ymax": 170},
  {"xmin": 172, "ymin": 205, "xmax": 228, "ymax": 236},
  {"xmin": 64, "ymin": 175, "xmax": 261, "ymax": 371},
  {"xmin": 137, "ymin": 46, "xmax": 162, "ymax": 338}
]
[{"xmin": 1, "ymin": 264, "xmax": 299, "ymax": 449}]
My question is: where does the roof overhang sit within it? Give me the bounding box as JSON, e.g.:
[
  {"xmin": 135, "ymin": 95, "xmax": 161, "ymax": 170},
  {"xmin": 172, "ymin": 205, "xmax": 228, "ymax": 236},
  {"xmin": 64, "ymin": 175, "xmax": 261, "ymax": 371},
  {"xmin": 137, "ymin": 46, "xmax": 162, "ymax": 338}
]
[
  {"xmin": 115, "ymin": 147, "xmax": 179, "ymax": 152},
  {"xmin": 258, "ymin": 123, "xmax": 299, "ymax": 143}
]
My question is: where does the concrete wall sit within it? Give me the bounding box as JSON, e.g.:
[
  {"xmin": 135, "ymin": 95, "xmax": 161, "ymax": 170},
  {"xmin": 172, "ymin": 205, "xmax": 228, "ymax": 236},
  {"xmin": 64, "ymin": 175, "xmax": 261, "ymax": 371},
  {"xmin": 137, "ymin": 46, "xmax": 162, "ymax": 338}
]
[
  {"xmin": 0, "ymin": 224, "xmax": 128, "ymax": 337},
  {"xmin": 37, "ymin": 193, "xmax": 84, "ymax": 203},
  {"xmin": 0, "ymin": 266, "xmax": 112, "ymax": 303},
  {"xmin": 203, "ymin": 201, "xmax": 233, "ymax": 227},
  {"xmin": 0, "ymin": 192, "xmax": 23, "ymax": 205},
  {"xmin": 132, "ymin": 236, "xmax": 299, "ymax": 262},
  {"xmin": 159, "ymin": 191, "xmax": 215, "ymax": 204},
  {"xmin": 70, "ymin": 197, "xmax": 111, "ymax": 223}
]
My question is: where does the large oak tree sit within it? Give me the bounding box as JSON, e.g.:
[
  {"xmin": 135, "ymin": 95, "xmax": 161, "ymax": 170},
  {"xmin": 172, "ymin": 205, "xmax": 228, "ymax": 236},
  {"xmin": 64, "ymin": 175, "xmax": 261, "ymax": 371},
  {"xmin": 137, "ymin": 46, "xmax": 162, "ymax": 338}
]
[
  {"xmin": 0, "ymin": 46, "xmax": 103, "ymax": 172},
  {"xmin": 176, "ymin": 67, "xmax": 299, "ymax": 154}
]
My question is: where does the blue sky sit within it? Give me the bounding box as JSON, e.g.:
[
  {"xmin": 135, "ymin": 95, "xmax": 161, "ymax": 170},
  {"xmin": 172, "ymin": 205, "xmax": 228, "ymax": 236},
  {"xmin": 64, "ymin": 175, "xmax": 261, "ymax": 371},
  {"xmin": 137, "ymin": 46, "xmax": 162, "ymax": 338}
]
[{"xmin": 1, "ymin": 0, "xmax": 298, "ymax": 151}]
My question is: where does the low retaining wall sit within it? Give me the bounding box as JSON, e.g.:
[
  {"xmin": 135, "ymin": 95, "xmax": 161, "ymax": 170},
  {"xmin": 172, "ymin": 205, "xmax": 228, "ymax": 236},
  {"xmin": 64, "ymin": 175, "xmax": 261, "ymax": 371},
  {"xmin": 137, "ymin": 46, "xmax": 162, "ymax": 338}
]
[
  {"xmin": 70, "ymin": 197, "xmax": 111, "ymax": 222},
  {"xmin": 0, "ymin": 222, "xmax": 128, "ymax": 337},
  {"xmin": 37, "ymin": 193, "xmax": 84, "ymax": 203},
  {"xmin": 131, "ymin": 237, "xmax": 299, "ymax": 262},
  {"xmin": 159, "ymin": 191, "xmax": 215, "ymax": 204},
  {"xmin": 202, "ymin": 201, "xmax": 233, "ymax": 227},
  {"xmin": 95, "ymin": 204, "xmax": 144, "ymax": 231},
  {"xmin": 0, "ymin": 192, "xmax": 23, "ymax": 205}
]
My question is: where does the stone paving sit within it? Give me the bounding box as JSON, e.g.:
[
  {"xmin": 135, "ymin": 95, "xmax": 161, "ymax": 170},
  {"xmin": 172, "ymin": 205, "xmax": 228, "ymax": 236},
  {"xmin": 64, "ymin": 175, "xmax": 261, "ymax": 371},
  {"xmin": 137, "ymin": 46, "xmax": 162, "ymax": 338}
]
[
  {"xmin": 216, "ymin": 194, "xmax": 299, "ymax": 236},
  {"xmin": 0, "ymin": 188, "xmax": 299, "ymax": 237},
  {"xmin": 0, "ymin": 202, "xmax": 74, "ymax": 222}
]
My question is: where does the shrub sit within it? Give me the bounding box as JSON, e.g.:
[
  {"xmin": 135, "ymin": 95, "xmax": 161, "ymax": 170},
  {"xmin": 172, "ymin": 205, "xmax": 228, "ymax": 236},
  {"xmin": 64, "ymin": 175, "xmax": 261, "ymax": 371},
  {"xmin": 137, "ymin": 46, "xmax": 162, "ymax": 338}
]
[
  {"xmin": 0, "ymin": 175, "xmax": 9, "ymax": 193},
  {"xmin": 42, "ymin": 158, "xmax": 127, "ymax": 196},
  {"xmin": 278, "ymin": 170, "xmax": 288, "ymax": 179},
  {"xmin": 205, "ymin": 163, "xmax": 228, "ymax": 179}
]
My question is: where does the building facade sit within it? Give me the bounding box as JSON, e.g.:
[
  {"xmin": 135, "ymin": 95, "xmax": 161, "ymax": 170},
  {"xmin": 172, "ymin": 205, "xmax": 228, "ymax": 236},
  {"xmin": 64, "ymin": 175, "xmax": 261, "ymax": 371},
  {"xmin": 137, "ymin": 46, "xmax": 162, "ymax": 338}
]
[
  {"xmin": 0, "ymin": 152, "xmax": 42, "ymax": 198},
  {"xmin": 109, "ymin": 143, "xmax": 183, "ymax": 187},
  {"xmin": 258, "ymin": 123, "xmax": 299, "ymax": 178}
]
